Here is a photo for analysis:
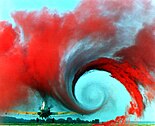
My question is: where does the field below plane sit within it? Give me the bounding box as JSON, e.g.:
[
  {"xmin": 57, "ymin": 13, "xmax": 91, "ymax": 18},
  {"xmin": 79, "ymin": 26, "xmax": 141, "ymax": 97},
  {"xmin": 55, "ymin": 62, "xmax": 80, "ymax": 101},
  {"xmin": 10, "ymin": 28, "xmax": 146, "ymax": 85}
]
[{"xmin": 5, "ymin": 101, "xmax": 77, "ymax": 119}]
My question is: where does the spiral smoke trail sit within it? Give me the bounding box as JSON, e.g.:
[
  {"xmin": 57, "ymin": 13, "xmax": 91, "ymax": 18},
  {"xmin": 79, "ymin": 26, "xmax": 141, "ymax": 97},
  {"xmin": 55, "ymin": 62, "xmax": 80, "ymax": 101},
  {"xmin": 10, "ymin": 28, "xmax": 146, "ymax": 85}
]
[{"xmin": 0, "ymin": 0, "xmax": 155, "ymax": 125}]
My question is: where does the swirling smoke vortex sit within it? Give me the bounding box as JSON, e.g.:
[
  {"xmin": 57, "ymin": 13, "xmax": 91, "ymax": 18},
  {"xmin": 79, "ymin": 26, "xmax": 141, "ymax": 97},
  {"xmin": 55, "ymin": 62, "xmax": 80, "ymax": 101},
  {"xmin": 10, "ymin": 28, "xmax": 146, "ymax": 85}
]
[{"xmin": 0, "ymin": 0, "xmax": 155, "ymax": 125}]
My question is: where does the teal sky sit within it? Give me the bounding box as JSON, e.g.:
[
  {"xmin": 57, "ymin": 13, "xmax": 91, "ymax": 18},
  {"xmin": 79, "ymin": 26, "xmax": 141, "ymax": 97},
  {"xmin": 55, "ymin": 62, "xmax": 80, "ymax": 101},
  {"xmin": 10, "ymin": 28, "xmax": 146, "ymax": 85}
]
[
  {"xmin": 0, "ymin": 0, "xmax": 155, "ymax": 122},
  {"xmin": 0, "ymin": 0, "xmax": 80, "ymax": 25}
]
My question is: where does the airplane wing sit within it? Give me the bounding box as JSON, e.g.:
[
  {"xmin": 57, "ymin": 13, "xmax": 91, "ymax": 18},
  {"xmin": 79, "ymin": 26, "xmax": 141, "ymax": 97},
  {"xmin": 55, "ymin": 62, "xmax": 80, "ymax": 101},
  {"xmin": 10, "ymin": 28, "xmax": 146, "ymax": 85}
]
[
  {"xmin": 6, "ymin": 110, "xmax": 38, "ymax": 115},
  {"xmin": 51, "ymin": 111, "xmax": 77, "ymax": 115},
  {"xmin": 6, "ymin": 110, "xmax": 77, "ymax": 115}
]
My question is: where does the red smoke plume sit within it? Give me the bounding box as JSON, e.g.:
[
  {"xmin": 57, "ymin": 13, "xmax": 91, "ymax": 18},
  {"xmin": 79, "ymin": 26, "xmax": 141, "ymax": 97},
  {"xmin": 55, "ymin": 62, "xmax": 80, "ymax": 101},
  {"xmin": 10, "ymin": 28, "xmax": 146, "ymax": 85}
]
[
  {"xmin": 0, "ymin": 0, "xmax": 155, "ymax": 125},
  {"xmin": 0, "ymin": 22, "xmax": 28, "ymax": 110},
  {"xmin": 0, "ymin": 3, "xmax": 116, "ymax": 110}
]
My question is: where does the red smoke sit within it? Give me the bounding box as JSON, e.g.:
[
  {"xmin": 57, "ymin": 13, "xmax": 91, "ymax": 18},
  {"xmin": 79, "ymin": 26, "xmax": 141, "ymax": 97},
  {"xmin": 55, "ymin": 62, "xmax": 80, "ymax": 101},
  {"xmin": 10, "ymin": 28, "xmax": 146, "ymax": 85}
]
[
  {"xmin": 0, "ymin": 3, "xmax": 115, "ymax": 110},
  {"xmin": 73, "ymin": 56, "xmax": 154, "ymax": 117},
  {"xmin": 0, "ymin": 22, "xmax": 27, "ymax": 110},
  {"xmin": 0, "ymin": 0, "xmax": 155, "ymax": 125}
]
